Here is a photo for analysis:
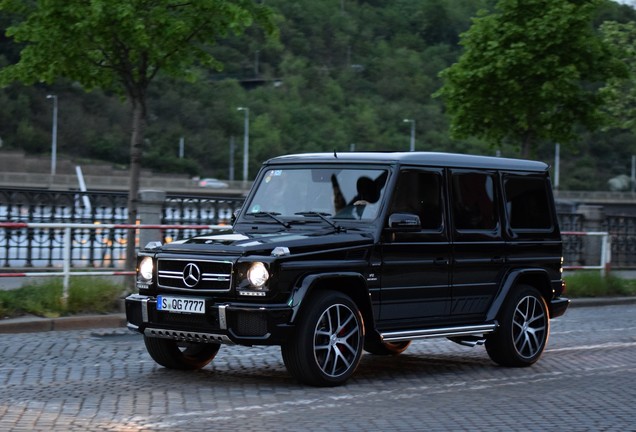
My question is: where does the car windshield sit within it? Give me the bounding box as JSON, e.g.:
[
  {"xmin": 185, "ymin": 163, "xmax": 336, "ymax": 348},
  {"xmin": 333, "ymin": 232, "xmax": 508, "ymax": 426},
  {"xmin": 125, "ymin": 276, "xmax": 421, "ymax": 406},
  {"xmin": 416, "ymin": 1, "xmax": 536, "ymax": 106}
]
[{"xmin": 244, "ymin": 167, "xmax": 389, "ymax": 221}]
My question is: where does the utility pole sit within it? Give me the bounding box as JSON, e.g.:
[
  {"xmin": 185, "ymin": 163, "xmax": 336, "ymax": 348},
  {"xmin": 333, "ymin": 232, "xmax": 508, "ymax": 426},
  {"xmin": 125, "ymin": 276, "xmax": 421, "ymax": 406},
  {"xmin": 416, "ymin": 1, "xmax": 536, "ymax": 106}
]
[
  {"xmin": 237, "ymin": 107, "xmax": 249, "ymax": 182},
  {"xmin": 403, "ymin": 118, "xmax": 415, "ymax": 152},
  {"xmin": 47, "ymin": 94, "xmax": 58, "ymax": 176}
]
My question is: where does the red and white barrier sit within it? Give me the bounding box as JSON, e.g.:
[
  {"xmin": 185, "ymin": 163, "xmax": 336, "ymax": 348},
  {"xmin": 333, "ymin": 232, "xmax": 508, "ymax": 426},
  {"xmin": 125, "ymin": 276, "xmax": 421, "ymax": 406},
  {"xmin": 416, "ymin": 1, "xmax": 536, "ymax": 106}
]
[
  {"xmin": 0, "ymin": 222, "xmax": 224, "ymax": 230},
  {"xmin": 561, "ymin": 231, "xmax": 611, "ymax": 276}
]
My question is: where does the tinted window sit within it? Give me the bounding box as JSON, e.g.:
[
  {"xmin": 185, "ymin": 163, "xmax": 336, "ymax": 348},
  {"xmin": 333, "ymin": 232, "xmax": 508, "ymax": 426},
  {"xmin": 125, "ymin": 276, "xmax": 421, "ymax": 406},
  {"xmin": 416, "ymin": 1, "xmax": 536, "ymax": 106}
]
[
  {"xmin": 504, "ymin": 175, "xmax": 552, "ymax": 230},
  {"xmin": 391, "ymin": 170, "xmax": 443, "ymax": 230},
  {"xmin": 452, "ymin": 172, "xmax": 497, "ymax": 230}
]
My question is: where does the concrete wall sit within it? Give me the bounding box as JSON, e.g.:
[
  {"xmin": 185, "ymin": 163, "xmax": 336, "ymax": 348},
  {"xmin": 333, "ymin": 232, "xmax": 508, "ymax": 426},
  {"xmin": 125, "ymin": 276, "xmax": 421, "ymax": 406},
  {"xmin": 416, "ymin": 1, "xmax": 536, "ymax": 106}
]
[{"xmin": 0, "ymin": 150, "xmax": 249, "ymax": 194}]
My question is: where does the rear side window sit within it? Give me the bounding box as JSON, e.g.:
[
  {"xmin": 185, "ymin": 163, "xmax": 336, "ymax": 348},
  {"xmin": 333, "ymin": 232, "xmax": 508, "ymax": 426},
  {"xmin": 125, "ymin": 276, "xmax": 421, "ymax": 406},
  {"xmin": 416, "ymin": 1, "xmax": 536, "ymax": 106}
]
[
  {"xmin": 504, "ymin": 175, "xmax": 553, "ymax": 230},
  {"xmin": 451, "ymin": 172, "xmax": 497, "ymax": 231}
]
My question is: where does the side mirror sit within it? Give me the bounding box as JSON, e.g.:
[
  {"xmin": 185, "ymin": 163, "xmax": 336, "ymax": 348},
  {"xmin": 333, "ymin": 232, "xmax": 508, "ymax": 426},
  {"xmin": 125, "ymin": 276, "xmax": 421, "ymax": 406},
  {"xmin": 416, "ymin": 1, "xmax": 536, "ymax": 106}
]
[{"xmin": 388, "ymin": 213, "xmax": 421, "ymax": 229}]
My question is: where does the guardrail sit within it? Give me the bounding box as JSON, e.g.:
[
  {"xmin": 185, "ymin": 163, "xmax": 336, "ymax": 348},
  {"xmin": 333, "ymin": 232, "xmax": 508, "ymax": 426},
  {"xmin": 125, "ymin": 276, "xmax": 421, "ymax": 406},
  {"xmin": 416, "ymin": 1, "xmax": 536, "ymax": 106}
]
[
  {"xmin": 561, "ymin": 231, "xmax": 611, "ymax": 276},
  {"xmin": 0, "ymin": 223, "xmax": 614, "ymax": 302},
  {"xmin": 0, "ymin": 222, "xmax": 225, "ymax": 302}
]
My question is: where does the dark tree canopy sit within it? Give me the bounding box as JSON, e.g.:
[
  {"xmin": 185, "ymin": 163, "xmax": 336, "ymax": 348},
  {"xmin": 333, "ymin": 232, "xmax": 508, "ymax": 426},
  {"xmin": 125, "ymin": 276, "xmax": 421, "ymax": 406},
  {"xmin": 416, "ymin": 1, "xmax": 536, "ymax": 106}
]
[
  {"xmin": 0, "ymin": 0, "xmax": 275, "ymax": 267},
  {"xmin": 436, "ymin": 0, "xmax": 627, "ymax": 158}
]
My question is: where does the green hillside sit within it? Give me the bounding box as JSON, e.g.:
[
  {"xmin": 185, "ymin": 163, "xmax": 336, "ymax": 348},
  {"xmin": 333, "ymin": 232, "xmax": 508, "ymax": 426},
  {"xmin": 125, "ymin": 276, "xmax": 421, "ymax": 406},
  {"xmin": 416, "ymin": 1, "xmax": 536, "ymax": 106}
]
[{"xmin": 1, "ymin": 0, "xmax": 636, "ymax": 190}]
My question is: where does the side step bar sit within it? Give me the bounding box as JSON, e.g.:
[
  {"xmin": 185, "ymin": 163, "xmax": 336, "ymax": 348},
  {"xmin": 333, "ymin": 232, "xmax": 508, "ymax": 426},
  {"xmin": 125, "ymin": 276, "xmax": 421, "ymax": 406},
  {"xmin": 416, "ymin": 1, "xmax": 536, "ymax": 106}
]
[{"xmin": 380, "ymin": 323, "xmax": 498, "ymax": 343}]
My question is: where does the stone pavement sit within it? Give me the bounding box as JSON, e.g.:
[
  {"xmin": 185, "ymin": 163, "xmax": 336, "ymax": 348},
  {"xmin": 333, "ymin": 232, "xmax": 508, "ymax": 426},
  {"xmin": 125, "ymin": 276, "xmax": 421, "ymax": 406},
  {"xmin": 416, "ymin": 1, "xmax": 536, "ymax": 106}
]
[{"xmin": 1, "ymin": 303, "xmax": 636, "ymax": 431}]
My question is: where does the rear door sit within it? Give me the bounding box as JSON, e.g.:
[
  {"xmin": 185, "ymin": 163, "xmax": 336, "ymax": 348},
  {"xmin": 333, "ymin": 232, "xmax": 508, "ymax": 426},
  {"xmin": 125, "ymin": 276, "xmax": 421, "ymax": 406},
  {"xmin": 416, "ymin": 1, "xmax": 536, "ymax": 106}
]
[
  {"xmin": 502, "ymin": 172, "xmax": 562, "ymax": 280},
  {"xmin": 449, "ymin": 169, "xmax": 505, "ymax": 319}
]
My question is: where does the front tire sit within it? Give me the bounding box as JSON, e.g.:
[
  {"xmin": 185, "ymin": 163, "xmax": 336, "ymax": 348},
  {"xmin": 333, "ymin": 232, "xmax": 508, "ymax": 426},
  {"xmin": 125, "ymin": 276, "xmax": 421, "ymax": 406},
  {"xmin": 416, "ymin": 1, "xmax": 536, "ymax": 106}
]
[
  {"xmin": 486, "ymin": 285, "xmax": 549, "ymax": 367},
  {"xmin": 144, "ymin": 336, "xmax": 220, "ymax": 370},
  {"xmin": 281, "ymin": 290, "xmax": 364, "ymax": 386},
  {"xmin": 364, "ymin": 338, "xmax": 411, "ymax": 355}
]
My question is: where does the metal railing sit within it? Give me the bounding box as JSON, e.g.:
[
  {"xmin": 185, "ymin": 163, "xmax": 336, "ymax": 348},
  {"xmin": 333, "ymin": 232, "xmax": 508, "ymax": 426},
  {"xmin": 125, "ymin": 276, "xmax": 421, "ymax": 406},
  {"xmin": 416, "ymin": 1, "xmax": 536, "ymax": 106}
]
[
  {"xmin": 0, "ymin": 188, "xmax": 242, "ymax": 269},
  {"xmin": 1, "ymin": 187, "xmax": 635, "ymax": 274},
  {"xmin": 561, "ymin": 231, "xmax": 611, "ymax": 276},
  {"xmin": 605, "ymin": 215, "xmax": 636, "ymax": 268},
  {"xmin": 0, "ymin": 222, "xmax": 225, "ymax": 301}
]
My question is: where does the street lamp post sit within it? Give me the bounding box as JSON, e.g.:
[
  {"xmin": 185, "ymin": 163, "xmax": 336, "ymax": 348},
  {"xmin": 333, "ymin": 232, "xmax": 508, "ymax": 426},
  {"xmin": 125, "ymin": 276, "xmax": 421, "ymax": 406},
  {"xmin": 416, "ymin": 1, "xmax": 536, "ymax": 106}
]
[
  {"xmin": 237, "ymin": 107, "xmax": 249, "ymax": 182},
  {"xmin": 47, "ymin": 94, "xmax": 58, "ymax": 176},
  {"xmin": 403, "ymin": 118, "xmax": 415, "ymax": 152}
]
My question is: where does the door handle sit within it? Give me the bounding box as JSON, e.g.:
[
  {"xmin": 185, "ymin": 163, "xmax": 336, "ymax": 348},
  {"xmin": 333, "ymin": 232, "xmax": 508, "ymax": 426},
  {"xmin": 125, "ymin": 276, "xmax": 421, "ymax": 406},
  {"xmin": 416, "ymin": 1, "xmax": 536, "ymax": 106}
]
[
  {"xmin": 491, "ymin": 256, "xmax": 505, "ymax": 264},
  {"xmin": 434, "ymin": 258, "xmax": 449, "ymax": 266}
]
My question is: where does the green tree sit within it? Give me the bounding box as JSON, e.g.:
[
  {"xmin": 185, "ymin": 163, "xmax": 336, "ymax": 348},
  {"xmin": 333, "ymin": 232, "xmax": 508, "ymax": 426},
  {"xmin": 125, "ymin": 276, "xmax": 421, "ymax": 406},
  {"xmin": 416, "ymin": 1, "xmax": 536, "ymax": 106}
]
[
  {"xmin": 435, "ymin": 0, "xmax": 625, "ymax": 158},
  {"xmin": 600, "ymin": 20, "xmax": 636, "ymax": 131},
  {"xmin": 0, "ymin": 0, "xmax": 275, "ymax": 268}
]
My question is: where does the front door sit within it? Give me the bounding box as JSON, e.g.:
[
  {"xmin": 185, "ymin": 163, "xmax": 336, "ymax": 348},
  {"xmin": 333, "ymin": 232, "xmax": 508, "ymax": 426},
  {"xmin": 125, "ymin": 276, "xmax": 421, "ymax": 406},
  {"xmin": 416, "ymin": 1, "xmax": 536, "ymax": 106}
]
[{"xmin": 380, "ymin": 168, "xmax": 451, "ymax": 327}]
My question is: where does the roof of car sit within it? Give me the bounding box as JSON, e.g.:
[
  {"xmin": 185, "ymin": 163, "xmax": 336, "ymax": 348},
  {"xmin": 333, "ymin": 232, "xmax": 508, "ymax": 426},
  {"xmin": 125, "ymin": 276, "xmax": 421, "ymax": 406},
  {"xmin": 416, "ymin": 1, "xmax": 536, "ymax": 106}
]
[{"xmin": 265, "ymin": 152, "xmax": 549, "ymax": 172}]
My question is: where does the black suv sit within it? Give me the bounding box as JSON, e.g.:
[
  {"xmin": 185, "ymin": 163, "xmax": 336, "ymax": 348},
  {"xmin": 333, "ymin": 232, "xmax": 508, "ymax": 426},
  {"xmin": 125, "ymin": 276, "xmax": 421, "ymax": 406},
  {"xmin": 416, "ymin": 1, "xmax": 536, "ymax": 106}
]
[{"xmin": 126, "ymin": 152, "xmax": 569, "ymax": 386}]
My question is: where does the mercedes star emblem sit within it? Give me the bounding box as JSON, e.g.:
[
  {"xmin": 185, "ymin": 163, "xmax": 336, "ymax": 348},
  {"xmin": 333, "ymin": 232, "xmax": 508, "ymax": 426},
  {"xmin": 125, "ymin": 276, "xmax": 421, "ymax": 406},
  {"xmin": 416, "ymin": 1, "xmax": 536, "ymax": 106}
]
[{"xmin": 182, "ymin": 263, "xmax": 201, "ymax": 287}]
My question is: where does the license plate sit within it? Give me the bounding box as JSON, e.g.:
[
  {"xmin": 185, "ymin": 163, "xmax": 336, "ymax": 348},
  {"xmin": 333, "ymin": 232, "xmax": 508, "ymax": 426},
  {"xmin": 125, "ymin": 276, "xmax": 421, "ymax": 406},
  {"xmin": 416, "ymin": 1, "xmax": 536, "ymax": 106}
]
[{"xmin": 157, "ymin": 296, "xmax": 205, "ymax": 314}]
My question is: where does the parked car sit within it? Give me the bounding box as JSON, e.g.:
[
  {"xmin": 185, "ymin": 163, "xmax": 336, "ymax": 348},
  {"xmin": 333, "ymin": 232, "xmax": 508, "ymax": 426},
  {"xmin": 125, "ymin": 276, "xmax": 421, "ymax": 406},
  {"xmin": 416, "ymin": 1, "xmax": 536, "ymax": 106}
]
[
  {"xmin": 198, "ymin": 178, "xmax": 228, "ymax": 188},
  {"xmin": 126, "ymin": 152, "xmax": 569, "ymax": 386}
]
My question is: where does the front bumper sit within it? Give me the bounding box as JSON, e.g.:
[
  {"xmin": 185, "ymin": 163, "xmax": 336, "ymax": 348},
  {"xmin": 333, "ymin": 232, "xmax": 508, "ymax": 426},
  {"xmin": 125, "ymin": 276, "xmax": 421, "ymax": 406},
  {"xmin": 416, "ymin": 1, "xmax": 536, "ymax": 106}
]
[{"xmin": 125, "ymin": 294, "xmax": 294, "ymax": 346}]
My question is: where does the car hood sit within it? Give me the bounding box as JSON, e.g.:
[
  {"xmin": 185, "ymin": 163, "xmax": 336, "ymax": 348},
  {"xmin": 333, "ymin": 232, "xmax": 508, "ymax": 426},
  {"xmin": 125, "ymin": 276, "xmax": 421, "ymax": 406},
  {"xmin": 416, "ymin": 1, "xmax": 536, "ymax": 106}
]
[{"xmin": 156, "ymin": 228, "xmax": 374, "ymax": 257}]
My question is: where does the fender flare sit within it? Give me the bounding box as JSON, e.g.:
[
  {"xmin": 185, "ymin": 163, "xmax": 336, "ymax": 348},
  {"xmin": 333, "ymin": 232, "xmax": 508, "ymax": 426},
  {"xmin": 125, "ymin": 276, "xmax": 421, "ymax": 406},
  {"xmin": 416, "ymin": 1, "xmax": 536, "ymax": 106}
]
[
  {"xmin": 288, "ymin": 272, "xmax": 370, "ymax": 323},
  {"xmin": 485, "ymin": 268, "xmax": 551, "ymax": 322}
]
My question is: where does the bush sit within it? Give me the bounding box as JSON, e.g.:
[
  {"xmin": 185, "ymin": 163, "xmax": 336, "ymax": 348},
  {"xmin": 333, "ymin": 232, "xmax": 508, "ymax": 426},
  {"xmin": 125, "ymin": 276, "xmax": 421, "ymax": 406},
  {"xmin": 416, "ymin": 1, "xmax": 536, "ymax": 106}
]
[
  {"xmin": 564, "ymin": 272, "xmax": 636, "ymax": 298},
  {"xmin": 0, "ymin": 277, "xmax": 124, "ymax": 319}
]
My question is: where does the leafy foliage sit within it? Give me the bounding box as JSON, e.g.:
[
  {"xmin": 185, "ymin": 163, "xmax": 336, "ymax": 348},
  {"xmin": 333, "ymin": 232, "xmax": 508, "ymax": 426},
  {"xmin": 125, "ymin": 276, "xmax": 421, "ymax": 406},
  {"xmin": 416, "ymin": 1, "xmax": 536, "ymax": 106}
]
[
  {"xmin": 0, "ymin": 0, "xmax": 276, "ymax": 268},
  {"xmin": 1, "ymin": 0, "xmax": 636, "ymax": 192},
  {"xmin": 600, "ymin": 20, "xmax": 636, "ymax": 131},
  {"xmin": 436, "ymin": 0, "xmax": 627, "ymax": 158}
]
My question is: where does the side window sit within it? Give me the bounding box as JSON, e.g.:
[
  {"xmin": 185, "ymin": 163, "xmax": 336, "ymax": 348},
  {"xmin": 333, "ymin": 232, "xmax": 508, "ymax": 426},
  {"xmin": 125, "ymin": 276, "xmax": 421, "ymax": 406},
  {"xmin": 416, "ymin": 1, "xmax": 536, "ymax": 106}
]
[
  {"xmin": 451, "ymin": 171, "xmax": 497, "ymax": 231},
  {"xmin": 391, "ymin": 170, "xmax": 443, "ymax": 230},
  {"xmin": 504, "ymin": 175, "xmax": 552, "ymax": 230}
]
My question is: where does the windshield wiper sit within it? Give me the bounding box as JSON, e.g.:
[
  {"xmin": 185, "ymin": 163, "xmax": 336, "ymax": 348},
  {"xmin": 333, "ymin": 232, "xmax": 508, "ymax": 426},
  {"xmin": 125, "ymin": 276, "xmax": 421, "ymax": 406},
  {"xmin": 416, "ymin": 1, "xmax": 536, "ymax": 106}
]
[
  {"xmin": 247, "ymin": 211, "xmax": 291, "ymax": 228},
  {"xmin": 295, "ymin": 212, "xmax": 345, "ymax": 232}
]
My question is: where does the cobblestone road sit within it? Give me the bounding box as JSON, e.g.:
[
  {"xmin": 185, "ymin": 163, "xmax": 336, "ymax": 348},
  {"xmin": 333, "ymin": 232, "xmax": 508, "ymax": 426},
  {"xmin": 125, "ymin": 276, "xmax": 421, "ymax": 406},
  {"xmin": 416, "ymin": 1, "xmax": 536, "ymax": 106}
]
[{"xmin": 1, "ymin": 304, "xmax": 635, "ymax": 431}]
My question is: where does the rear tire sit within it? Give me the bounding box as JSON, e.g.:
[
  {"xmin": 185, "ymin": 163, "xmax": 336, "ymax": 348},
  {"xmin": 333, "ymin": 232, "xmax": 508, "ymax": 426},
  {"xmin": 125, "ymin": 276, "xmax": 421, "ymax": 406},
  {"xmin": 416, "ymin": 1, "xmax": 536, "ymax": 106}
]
[
  {"xmin": 144, "ymin": 336, "xmax": 220, "ymax": 370},
  {"xmin": 281, "ymin": 290, "xmax": 364, "ymax": 386},
  {"xmin": 486, "ymin": 285, "xmax": 549, "ymax": 367}
]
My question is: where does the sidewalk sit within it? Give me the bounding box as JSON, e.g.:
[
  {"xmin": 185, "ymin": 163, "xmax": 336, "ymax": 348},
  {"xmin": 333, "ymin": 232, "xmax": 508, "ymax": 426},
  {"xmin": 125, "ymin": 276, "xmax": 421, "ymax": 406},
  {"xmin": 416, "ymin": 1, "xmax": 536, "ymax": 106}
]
[{"xmin": 1, "ymin": 297, "xmax": 635, "ymax": 334}]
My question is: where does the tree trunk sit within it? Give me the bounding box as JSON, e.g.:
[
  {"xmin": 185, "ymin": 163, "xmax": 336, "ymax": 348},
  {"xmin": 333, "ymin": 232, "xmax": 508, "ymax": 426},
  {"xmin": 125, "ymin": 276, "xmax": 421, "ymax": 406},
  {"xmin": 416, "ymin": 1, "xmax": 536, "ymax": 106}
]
[
  {"xmin": 520, "ymin": 131, "xmax": 533, "ymax": 159},
  {"xmin": 125, "ymin": 98, "xmax": 147, "ymax": 271}
]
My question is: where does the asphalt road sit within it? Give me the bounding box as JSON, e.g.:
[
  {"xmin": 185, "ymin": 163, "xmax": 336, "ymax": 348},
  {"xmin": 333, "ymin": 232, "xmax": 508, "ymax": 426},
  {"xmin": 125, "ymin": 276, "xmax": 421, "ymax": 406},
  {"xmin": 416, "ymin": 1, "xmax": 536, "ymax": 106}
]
[{"xmin": 1, "ymin": 303, "xmax": 635, "ymax": 431}]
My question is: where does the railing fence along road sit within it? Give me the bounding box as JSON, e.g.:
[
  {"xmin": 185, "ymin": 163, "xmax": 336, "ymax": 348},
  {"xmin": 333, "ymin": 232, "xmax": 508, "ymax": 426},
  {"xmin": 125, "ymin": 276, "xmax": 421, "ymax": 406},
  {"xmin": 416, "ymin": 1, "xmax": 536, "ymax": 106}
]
[
  {"xmin": 561, "ymin": 231, "xmax": 611, "ymax": 275},
  {"xmin": 0, "ymin": 188, "xmax": 627, "ymax": 305},
  {"xmin": 0, "ymin": 222, "xmax": 224, "ymax": 301}
]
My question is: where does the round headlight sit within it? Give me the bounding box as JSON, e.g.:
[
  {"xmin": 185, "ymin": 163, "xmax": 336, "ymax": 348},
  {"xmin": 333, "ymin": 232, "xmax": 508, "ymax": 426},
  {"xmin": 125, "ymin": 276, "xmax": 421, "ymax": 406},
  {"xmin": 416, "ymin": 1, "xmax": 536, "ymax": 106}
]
[
  {"xmin": 139, "ymin": 256, "xmax": 154, "ymax": 281},
  {"xmin": 247, "ymin": 262, "xmax": 269, "ymax": 288}
]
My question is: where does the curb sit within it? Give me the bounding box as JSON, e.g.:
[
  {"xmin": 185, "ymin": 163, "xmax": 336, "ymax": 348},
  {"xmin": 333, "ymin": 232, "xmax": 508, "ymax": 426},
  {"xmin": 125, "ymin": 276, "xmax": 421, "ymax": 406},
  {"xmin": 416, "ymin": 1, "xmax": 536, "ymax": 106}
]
[
  {"xmin": 568, "ymin": 296, "xmax": 636, "ymax": 308},
  {"xmin": 0, "ymin": 297, "xmax": 634, "ymax": 334},
  {"xmin": 0, "ymin": 313, "xmax": 126, "ymax": 334}
]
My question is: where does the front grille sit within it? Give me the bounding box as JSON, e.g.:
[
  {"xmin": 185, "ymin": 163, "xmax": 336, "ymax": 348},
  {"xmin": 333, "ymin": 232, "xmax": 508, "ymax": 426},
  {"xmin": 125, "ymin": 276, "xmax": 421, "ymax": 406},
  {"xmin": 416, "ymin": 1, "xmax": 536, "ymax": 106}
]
[{"xmin": 157, "ymin": 258, "xmax": 233, "ymax": 291}]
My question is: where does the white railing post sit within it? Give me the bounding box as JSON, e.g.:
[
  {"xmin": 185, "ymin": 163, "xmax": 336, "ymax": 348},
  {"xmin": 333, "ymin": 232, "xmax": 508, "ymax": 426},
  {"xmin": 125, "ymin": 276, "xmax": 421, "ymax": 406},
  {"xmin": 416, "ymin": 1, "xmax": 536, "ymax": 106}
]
[
  {"xmin": 601, "ymin": 233, "xmax": 611, "ymax": 277},
  {"xmin": 63, "ymin": 226, "xmax": 72, "ymax": 304}
]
